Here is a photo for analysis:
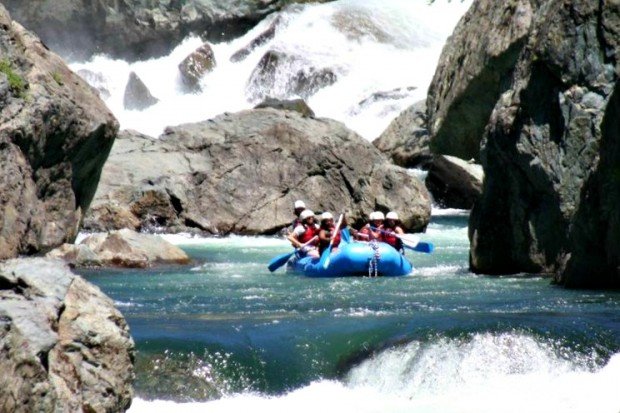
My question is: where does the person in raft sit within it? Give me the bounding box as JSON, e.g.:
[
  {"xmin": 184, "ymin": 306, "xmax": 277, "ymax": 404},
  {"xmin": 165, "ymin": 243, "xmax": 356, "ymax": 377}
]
[
  {"xmin": 291, "ymin": 200, "xmax": 307, "ymax": 229},
  {"xmin": 318, "ymin": 211, "xmax": 347, "ymax": 255},
  {"xmin": 381, "ymin": 211, "xmax": 405, "ymax": 252},
  {"xmin": 355, "ymin": 211, "xmax": 384, "ymax": 241},
  {"xmin": 287, "ymin": 209, "xmax": 320, "ymax": 258}
]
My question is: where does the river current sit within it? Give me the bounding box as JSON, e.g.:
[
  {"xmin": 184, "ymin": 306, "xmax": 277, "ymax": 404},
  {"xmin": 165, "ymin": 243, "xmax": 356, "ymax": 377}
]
[{"xmin": 82, "ymin": 213, "xmax": 620, "ymax": 412}]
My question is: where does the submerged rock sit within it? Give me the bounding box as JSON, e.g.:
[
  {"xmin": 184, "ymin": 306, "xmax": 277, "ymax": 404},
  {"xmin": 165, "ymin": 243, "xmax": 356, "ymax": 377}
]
[
  {"xmin": 124, "ymin": 72, "xmax": 159, "ymax": 110},
  {"xmin": 373, "ymin": 100, "xmax": 431, "ymax": 168},
  {"xmin": 0, "ymin": 5, "xmax": 117, "ymax": 260},
  {"xmin": 84, "ymin": 109, "xmax": 432, "ymax": 235},
  {"xmin": 425, "ymin": 155, "xmax": 483, "ymax": 210},
  {"xmin": 178, "ymin": 42, "xmax": 217, "ymax": 92},
  {"xmin": 48, "ymin": 229, "xmax": 191, "ymax": 268},
  {"xmin": 230, "ymin": 15, "xmax": 282, "ymax": 63},
  {"xmin": 0, "ymin": 258, "xmax": 134, "ymax": 411},
  {"xmin": 247, "ymin": 50, "xmax": 338, "ymax": 102}
]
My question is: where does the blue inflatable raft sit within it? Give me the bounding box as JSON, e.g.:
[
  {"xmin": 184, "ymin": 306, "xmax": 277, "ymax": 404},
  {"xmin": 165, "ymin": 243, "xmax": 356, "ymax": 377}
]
[{"xmin": 287, "ymin": 240, "xmax": 413, "ymax": 277}]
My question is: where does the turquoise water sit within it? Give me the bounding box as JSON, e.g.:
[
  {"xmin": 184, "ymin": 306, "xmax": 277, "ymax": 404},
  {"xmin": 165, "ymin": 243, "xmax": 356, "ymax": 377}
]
[{"xmin": 82, "ymin": 214, "xmax": 620, "ymax": 412}]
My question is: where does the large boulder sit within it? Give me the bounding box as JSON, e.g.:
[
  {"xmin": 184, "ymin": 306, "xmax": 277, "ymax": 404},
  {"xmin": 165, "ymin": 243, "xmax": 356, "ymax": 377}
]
[
  {"xmin": 425, "ymin": 155, "xmax": 483, "ymax": 209},
  {"xmin": 84, "ymin": 108, "xmax": 432, "ymax": 234},
  {"xmin": 1, "ymin": 0, "xmax": 334, "ymax": 61},
  {"xmin": 246, "ymin": 50, "xmax": 338, "ymax": 102},
  {"xmin": 178, "ymin": 42, "xmax": 217, "ymax": 93},
  {"xmin": 455, "ymin": 0, "xmax": 620, "ymax": 288},
  {"xmin": 426, "ymin": 0, "xmax": 533, "ymax": 161},
  {"xmin": 123, "ymin": 72, "xmax": 159, "ymax": 110},
  {"xmin": 0, "ymin": 258, "xmax": 134, "ymax": 412},
  {"xmin": 0, "ymin": 5, "xmax": 117, "ymax": 260},
  {"xmin": 373, "ymin": 100, "xmax": 431, "ymax": 168},
  {"xmin": 48, "ymin": 229, "xmax": 191, "ymax": 268}
]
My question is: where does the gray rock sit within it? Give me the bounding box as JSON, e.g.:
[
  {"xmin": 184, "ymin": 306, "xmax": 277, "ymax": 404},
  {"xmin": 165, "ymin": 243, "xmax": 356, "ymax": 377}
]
[
  {"xmin": 0, "ymin": 258, "xmax": 134, "ymax": 412},
  {"xmin": 179, "ymin": 42, "xmax": 216, "ymax": 93},
  {"xmin": 373, "ymin": 100, "xmax": 431, "ymax": 168},
  {"xmin": 426, "ymin": 0, "xmax": 533, "ymax": 161},
  {"xmin": 445, "ymin": 0, "xmax": 620, "ymax": 288},
  {"xmin": 123, "ymin": 72, "xmax": 159, "ymax": 110},
  {"xmin": 425, "ymin": 155, "xmax": 483, "ymax": 210},
  {"xmin": 84, "ymin": 109, "xmax": 432, "ymax": 234},
  {"xmin": 254, "ymin": 97, "xmax": 315, "ymax": 117},
  {"xmin": 2, "ymin": 0, "xmax": 334, "ymax": 61},
  {"xmin": 77, "ymin": 69, "xmax": 111, "ymax": 100},
  {"xmin": 0, "ymin": 5, "xmax": 117, "ymax": 260},
  {"xmin": 48, "ymin": 229, "xmax": 191, "ymax": 268},
  {"xmin": 247, "ymin": 50, "xmax": 338, "ymax": 102},
  {"xmin": 230, "ymin": 15, "xmax": 282, "ymax": 63}
]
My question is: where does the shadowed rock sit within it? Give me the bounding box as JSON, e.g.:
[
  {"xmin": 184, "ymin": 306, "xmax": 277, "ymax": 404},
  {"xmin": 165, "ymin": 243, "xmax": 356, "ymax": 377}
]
[
  {"xmin": 123, "ymin": 72, "xmax": 159, "ymax": 110},
  {"xmin": 254, "ymin": 97, "xmax": 315, "ymax": 117},
  {"xmin": 0, "ymin": 5, "xmax": 117, "ymax": 260},
  {"xmin": 373, "ymin": 100, "xmax": 431, "ymax": 168},
  {"xmin": 425, "ymin": 155, "xmax": 483, "ymax": 210}
]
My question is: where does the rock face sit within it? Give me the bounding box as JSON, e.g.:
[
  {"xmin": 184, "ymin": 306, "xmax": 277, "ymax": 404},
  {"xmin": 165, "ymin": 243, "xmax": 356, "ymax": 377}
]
[
  {"xmin": 123, "ymin": 72, "xmax": 159, "ymax": 110},
  {"xmin": 48, "ymin": 229, "xmax": 191, "ymax": 268},
  {"xmin": 373, "ymin": 100, "xmax": 431, "ymax": 168},
  {"xmin": 0, "ymin": 5, "xmax": 117, "ymax": 260},
  {"xmin": 2, "ymin": 0, "xmax": 333, "ymax": 61},
  {"xmin": 0, "ymin": 258, "xmax": 134, "ymax": 412},
  {"xmin": 426, "ymin": 0, "xmax": 533, "ymax": 161},
  {"xmin": 178, "ymin": 43, "xmax": 217, "ymax": 92},
  {"xmin": 432, "ymin": 0, "xmax": 620, "ymax": 287},
  {"xmin": 84, "ymin": 108, "xmax": 432, "ymax": 235},
  {"xmin": 254, "ymin": 98, "xmax": 315, "ymax": 118},
  {"xmin": 425, "ymin": 155, "xmax": 483, "ymax": 209}
]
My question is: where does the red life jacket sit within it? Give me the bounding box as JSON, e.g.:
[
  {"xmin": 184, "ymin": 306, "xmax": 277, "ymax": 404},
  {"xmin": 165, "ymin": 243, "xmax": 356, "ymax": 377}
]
[
  {"xmin": 318, "ymin": 225, "xmax": 341, "ymax": 254},
  {"xmin": 381, "ymin": 228, "xmax": 400, "ymax": 249},
  {"xmin": 299, "ymin": 224, "xmax": 319, "ymax": 244}
]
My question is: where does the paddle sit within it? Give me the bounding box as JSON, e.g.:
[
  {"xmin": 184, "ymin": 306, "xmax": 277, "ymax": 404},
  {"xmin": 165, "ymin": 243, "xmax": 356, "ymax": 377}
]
[
  {"xmin": 319, "ymin": 213, "xmax": 344, "ymax": 269},
  {"xmin": 371, "ymin": 227, "xmax": 435, "ymax": 253},
  {"xmin": 267, "ymin": 236, "xmax": 318, "ymax": 272}
]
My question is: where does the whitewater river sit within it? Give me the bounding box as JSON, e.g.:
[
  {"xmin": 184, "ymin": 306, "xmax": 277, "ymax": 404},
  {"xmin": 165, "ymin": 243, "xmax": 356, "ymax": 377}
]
[
  {"xmin": 82, "ymin": 213, "xmax": 620, "ymax": 412},
  {"xmin": 70, "ymin": 0, "xmax": 620, "ymax": 410}
]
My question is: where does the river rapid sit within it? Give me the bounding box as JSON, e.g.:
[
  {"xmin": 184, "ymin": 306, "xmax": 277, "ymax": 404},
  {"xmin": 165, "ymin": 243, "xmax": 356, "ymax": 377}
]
[
  {"xmin": 82, "ymin": 213, "xmax": 620, "ymax": 412},
  {"xmin": 71, "ymin": 0, "xmax": 620, "ymax": 411}
]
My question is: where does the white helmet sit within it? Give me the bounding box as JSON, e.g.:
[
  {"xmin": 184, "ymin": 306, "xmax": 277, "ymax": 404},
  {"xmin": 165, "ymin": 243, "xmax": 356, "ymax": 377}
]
[
  {"xmin": 294, "ymin": 200, "xmax": 306, "ymax": 209},
  {"xmin": 300, "ymin": 209, "xmax": 314, "ymax": 220},
  {"xmin": 374, "ymin": 211, "xmax": 385, "ymax": 220},
  {"xmin": 368, "ymin": 212, "xmax": 377, "ymax": 220},
  {"xmin": 386, "ymin": 211, "xmax": 399, "ymax": 220},
  {"xmin": 321, "ymin": 211, "xmax": 334, "ymax": 221}
]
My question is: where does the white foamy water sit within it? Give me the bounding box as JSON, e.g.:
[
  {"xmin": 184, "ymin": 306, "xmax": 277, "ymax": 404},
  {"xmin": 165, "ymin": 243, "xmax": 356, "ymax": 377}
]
[
  {"xmin": 70, "ymin": 0, "xmax": 471, "ymax": 140},
  {"xmin": 129, "ymin": 333, "xmax": 620, "ymax": 413}
]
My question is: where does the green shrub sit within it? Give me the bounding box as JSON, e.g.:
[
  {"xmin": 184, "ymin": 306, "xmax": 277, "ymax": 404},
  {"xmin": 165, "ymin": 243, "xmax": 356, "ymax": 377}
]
[{"xmin": 0, "ymin": 59, "xmax": 26, "ymax": 97}]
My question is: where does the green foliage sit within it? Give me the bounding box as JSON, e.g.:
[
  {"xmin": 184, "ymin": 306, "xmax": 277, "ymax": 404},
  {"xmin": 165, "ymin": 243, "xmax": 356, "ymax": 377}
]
[
  {"xmin": 0, "ymin": 59, "xmax": 26, "ymax": 97},
  {"xmin": 52, "ymin": 71, "xmax": 64, "ymax": 86}
]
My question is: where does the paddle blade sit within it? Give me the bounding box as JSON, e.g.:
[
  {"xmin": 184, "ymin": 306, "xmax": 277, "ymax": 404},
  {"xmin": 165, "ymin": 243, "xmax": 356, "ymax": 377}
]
[
  {"xmin": 341, "ymin": 228, "xmax": 351, "ymax": 243},
  {"xmin": 268, "ymin": 251, "xmax": 294, "ymax": 272},
  {"xmin": 319, "ymin": 246, "xmax": 332, "ymax": 269},
  {"xmin": 413, "ymin": 241, "xmax": 434, "ymax": 254}
]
